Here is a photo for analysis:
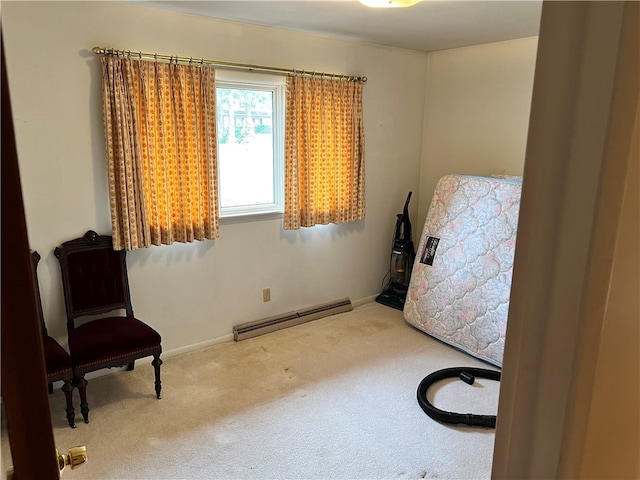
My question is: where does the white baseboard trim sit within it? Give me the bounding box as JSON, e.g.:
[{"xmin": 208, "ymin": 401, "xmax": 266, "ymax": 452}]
[
  {"xmin": 352, "ymin": 294, "xmax": 378, "ymax": 307},
  {"xmin": 162, "ymin": 333, "xmax": 234, "ymax": 358}
]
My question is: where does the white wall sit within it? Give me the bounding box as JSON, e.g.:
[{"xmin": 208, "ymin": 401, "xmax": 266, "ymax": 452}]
[
  {"xmin": 418, "ymin": 37, "xmax": 537, "ymax": 232},
  {"xmin": 2, "ymin": 1, "xmax": 428, "ymax": 353}
]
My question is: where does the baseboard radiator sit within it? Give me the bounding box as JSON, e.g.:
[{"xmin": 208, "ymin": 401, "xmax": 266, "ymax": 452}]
[{"xmin": 233, "ymin": 297, "xmax": 352, "ymax": 341}]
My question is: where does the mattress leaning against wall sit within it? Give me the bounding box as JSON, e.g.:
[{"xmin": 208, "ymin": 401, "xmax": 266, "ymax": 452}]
[{"xmin": 404, "ymin": 174, "xmax": 522, "ymax": 367}]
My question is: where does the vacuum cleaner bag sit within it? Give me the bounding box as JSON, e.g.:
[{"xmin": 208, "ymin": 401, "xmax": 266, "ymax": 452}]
[{"xmin": 404, "ymin": 174, "xmax": 522, "ymax": 367}]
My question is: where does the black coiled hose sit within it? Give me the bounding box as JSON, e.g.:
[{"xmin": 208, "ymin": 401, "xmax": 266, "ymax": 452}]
[{"xmin": 416, "ymin": 367, "xmax": 501, "ymax": 428}]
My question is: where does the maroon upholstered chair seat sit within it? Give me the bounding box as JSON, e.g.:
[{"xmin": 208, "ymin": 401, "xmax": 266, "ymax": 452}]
[
  {"xmin": 32, "ymin": 251, "xmax": 76, "ymax": 428},
  {"xmin": 69, "ymin": 317, "xmax": 161, "ymax": 372},
  {"xmin": 42, "ymin": 335, "xmax": 74, "ymax": 378},
  {"xmin": 55, "ymin": 230, "xmax": 162, "ymax": 424}
]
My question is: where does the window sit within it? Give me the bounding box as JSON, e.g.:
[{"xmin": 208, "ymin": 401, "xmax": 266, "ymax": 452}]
[
  {"xmin": 216, "ymin": 71, "xmax": 285, "ymax": 218},
  {"xmin": 101, "ymin": 56, "xmax": 364, "ymax": 250}
]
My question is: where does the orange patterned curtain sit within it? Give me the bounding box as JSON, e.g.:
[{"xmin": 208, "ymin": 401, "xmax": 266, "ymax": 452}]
[
  {"xmin": 101, "ymin": 56, "xmax": 219, "ymax": 251},
  {"xmin": 284, "ymin": 76, "xmax": 365, "ymax": 230}
]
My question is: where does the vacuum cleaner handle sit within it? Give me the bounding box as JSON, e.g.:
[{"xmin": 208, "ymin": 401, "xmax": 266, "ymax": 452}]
[{"xmin": 402, "ymin": 192, "xmax": 413, "ymax": 242}]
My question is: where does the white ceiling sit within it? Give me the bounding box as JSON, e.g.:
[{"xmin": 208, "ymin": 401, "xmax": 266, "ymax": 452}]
[{"xmin": 135, "ymin": 0, "xmax": 543, "ymax": 53}]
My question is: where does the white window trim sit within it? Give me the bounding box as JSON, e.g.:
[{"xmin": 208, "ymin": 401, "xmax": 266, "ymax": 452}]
[{"xmin": 215, "ymin": 71, "xmax": 285, "ymax": 221}]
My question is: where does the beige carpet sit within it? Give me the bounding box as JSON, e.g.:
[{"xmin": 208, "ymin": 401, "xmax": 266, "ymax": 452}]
[{"xmin": 3, "ymin": 302, "xmax": 500, "ymax": 479}]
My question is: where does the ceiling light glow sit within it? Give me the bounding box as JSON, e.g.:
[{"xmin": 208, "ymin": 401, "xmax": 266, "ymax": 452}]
[{"xmin": 359, "ymin": 0, "xmax": 421, "ymax": 8}]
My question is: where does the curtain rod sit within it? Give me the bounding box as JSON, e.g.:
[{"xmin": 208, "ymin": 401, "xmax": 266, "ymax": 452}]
[{"xmin": 92, "ymin": 47, "xmax": 367, "ymax": 83}]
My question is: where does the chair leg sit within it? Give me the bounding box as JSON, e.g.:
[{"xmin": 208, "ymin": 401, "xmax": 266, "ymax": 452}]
[
  {"xmin": 127, "ymin": 361, "xmax": 135, "ymax": 371},
  {"xmin": 75, "ymin": 376, "xmax": 90, "ymax": 423},
  {"xmin": 61, "ymin": 379, "xmax": 76, "ymax": 428},
  {"xmin": 152, "ymin": 354, "xmax": 163, "ymax": 399},
  {"xmin": 48, "ymin": 383, "xmax": 54, "ymax": 395}
]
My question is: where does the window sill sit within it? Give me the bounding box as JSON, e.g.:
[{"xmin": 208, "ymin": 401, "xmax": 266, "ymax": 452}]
[{"xmin": 220, "ymin": 210, "xmax": 283, "ymax": 225}]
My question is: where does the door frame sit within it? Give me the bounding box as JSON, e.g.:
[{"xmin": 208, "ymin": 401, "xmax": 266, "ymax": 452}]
[
  {"xmin": 492, "ymin": 1, "xmax": 639, "ymax": 477},
  {"xmin": 1, "ymin": 34, "xmax": 60, "ymax": 479}
]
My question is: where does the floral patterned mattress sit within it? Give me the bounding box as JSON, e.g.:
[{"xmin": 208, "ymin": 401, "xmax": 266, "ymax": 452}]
[{"xmin": 403, "ymin": 174, "xmax": 522, "ymax": 367}]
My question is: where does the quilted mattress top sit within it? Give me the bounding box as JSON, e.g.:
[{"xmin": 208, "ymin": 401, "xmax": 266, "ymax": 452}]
[{"xmin": 404, "ymin": 174, "xmax": 522, "ymax": 366}]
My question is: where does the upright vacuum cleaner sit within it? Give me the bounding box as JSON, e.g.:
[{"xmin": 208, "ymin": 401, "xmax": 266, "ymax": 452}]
[{"xmin": 376, "ymin": 192, "xmax": 416, "ymax": 310}]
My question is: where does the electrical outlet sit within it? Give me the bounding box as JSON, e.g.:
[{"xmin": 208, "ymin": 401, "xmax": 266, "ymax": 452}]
[{"xmin": 262, "ymin": 288, "xmax": 271, "ymax": 302}]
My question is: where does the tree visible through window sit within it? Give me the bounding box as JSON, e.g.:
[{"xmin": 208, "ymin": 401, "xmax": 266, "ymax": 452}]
[{"xmin": 216, "ymin": 79, "xmax": 284, "ymax": 217}]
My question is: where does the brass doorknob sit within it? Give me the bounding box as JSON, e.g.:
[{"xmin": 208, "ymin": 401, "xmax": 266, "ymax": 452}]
[
  {"xmin": 57, "ymin": 446, "xmax": 87, "ymax": 473},
  {"xmin": 6, "ymin": 446, "xmax": 86, "ymax": 479}
]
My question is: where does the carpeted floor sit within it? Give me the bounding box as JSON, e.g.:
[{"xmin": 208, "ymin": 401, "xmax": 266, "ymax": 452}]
[{"xmin": 2, "ymin": 302, "xmax": 500, "ymax": 479}]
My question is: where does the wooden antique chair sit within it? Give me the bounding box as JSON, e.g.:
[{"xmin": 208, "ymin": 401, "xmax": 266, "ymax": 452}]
[
  {"xmin": 31, "ymin": 251, "xmax": 76, "ymax": 428},
  {"xmin": 54, "ymin": 230, "xmax": 162, "ymax": 424}
]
